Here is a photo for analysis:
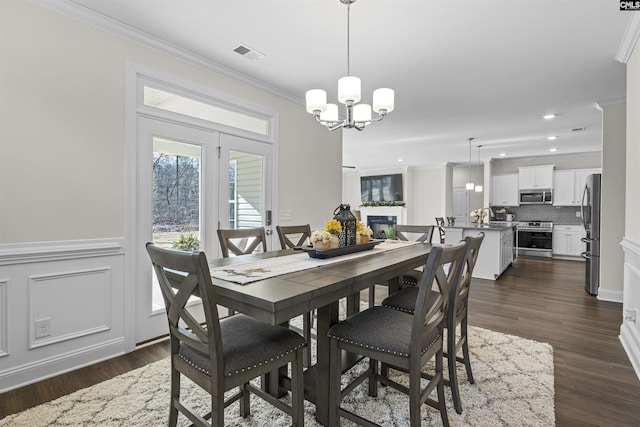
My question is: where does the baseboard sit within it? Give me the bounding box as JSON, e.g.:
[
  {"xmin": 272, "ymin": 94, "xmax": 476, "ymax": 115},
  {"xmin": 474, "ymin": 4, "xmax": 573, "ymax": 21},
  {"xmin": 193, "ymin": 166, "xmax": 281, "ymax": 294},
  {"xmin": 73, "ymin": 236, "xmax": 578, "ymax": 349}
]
[
  {"xmin": 0, "ymin": 338, "xmax": 125, "ymax": 393},
  {"xmin": 620, "ymin": 322, "xmax": 640, "ymax": 381},
  {"xmin": 597, "ymin": 288, "xmax": 624, "ymax": 303}
]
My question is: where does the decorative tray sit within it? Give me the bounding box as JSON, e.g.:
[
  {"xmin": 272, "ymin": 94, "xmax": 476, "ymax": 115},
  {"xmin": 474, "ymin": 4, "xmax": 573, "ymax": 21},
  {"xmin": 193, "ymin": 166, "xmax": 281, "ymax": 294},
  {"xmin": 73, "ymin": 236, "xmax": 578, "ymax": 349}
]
[{"xmin": 295, "ymin": 240, "xmax": 383, "ymax": 259}]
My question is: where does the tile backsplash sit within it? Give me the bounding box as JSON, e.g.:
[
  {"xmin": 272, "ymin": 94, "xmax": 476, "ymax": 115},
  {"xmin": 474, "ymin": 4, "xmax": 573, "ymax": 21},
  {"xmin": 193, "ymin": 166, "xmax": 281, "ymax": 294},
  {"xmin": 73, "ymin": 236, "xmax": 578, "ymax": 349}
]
[{"xmin": 494, "ymin": 205, "xmax": 582, "ymax": 225}]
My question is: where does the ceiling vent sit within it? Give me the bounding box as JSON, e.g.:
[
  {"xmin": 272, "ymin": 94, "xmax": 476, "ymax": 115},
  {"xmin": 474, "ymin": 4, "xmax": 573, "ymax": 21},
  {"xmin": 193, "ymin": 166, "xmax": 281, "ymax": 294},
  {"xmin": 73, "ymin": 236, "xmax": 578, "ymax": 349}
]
[
  {"xmin": 571, "ymin": 127, "xmax": 586, "ymax": 132},
  {"xmin": 233, "ymin": 44, "xmax": 265, "ymax": 60}
]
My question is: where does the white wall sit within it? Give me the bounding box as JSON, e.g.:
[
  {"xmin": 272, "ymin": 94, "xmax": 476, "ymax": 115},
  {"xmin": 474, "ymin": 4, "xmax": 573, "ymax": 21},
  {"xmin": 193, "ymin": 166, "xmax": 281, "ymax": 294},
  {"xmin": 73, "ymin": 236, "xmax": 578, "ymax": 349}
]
[
  {"xmin": 0, "ymin": 0, "xmax": 341, "ymax": 391},
  {"xmin": 599, "ymin": 102, "xmax": 626, "ymax": 302},
  {"xmin": 620, "ymin": 19, "xmax": 640, "ymax": 381}
]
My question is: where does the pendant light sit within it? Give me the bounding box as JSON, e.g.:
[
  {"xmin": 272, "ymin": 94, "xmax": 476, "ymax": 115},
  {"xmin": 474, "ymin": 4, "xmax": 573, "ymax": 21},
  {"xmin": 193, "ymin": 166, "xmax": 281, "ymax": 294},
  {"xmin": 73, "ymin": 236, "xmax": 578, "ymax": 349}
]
[
  {"xmin": 475, "ymin": 144, "xmax": 483, "ymax": 192},
  {"xmin": 465, "ymin": 137, "xmax": 475, "ymax": 190}
]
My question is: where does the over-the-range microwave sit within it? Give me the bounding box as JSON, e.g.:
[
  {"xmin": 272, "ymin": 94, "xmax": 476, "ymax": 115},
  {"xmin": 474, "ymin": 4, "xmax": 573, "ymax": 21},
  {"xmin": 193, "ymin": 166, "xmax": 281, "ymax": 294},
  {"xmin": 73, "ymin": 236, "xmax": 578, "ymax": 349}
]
[{"xmin": 519, "ymin": 189, "xmax": 553, "ymax": 205}]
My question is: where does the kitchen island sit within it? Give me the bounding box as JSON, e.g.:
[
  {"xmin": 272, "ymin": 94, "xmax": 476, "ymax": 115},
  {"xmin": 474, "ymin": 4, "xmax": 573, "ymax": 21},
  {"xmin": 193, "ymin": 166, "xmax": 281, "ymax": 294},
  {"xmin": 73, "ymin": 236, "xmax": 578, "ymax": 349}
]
[{"xmin": 444, "ymin": 223, "xmax": 516, "ymax": 280}]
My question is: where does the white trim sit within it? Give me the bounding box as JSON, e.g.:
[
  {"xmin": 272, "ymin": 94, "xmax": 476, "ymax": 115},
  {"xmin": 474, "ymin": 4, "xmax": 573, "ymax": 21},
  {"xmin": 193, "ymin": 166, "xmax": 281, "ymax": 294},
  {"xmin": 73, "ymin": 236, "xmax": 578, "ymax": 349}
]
[
  {"xmin": 616, "ymin": 13, "xmax": 640, "ymax": 64},
  {"xmin": 621, "ymin": 319, "xmax": 640, "ymax": 381},
  {"xmin": 28, "ymin": 268, "xmax": 112, "ymax": 349},
  {"xmin": 0, "ymin": 240, "xmax": 123, "ymax": 265},
  {"xmin": 30, "ymin": 0, "xmax": 301, "ymax": 106},
  {"xmin": 620, "ymin": 236, "xmax": 640, "ymax": 381},
  {"xmin": 0, "ymin": 279, "xmax": 8, "ymax": 357},
  {"xmin": 596, "ymin": 288, "xmax": 623, "ymax": 303},
  {"xmin": 0, "ymin": 338, "xmax": 125, "ymax": 393}
]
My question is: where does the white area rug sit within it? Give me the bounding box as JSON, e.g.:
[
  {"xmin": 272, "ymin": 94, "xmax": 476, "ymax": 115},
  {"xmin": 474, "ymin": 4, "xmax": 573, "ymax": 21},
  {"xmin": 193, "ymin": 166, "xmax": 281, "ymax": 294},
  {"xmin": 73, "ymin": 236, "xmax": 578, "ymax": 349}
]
[{"xmin": 0, "ymin": 326, "xmax": 554, "ymax": 426}]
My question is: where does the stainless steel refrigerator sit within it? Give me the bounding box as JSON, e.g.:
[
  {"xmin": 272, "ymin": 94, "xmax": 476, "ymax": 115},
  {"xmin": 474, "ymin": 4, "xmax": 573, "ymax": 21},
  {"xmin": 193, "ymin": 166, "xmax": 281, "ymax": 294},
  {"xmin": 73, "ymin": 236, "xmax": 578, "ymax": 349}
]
[{"xmin": 581, "ymin": 173, "xmax": 601, "ymax": 295}]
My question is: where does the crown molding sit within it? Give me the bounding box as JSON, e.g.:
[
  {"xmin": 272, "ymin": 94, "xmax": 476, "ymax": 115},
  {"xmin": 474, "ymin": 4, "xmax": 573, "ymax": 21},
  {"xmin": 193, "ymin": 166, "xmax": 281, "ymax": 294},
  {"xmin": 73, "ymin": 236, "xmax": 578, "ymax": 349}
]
[
  {"xmin": 29, "ymin": 0, "xmax": 303, "ymax": 106},
  {"xmin": 616, "ymin": 13, "xmax": 640, "ymax": 64}
]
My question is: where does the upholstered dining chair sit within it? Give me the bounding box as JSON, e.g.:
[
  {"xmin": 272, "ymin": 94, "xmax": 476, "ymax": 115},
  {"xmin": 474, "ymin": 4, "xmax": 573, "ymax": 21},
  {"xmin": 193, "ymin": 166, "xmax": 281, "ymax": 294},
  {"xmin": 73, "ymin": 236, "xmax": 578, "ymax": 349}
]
[
  {"xmin": 393, "ymin": 224, "xmax": 435, "ymax": 288},
  {"xmin": 276, "ymin": 224, "xmax": 311, "ymax": 249},
  {"xmin": 381, "ymin": 233, "xmax": 485, "ymax": 414},
  {"xmin": 328, "ymin": 242, "xmax": 467, "ymax": 427},
  {"xmin": 217, "ymin": 227, "xmax": 267, "ymax": 258},
  {"xmin": 146, "ymin": 243, "xmax": 305, "ymax": 427},
  {"xmin": 435, "ymin": 217, "xmax": 446, "ymax": 243},
  {"xmin": 276, "ymin": 224, "xmax": 314, "ymax": 367}
]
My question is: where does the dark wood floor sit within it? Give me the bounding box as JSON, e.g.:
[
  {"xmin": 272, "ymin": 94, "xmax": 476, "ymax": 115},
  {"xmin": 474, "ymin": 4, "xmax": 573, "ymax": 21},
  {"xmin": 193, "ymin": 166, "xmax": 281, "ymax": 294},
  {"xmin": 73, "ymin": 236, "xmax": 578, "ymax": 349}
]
[{"xmin": 2, "ymin": 257, "xmax": 640, "ymax": 425}]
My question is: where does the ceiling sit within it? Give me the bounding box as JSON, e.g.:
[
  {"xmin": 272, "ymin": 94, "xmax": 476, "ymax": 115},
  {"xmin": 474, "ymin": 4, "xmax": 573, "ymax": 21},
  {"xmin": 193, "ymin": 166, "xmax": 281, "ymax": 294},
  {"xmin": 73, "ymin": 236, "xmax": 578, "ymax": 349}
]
[{"xmin": 68, "ymin": 0, "xmax": 631, "ymax": 170}]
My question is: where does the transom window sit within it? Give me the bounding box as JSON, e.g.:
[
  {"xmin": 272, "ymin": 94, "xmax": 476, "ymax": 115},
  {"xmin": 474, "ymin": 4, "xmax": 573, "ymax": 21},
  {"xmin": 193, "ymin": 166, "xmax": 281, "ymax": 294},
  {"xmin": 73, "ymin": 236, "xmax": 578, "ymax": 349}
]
[{"xmin": 143, "ymin": 86, "xmax": 269, "ymax": 136}]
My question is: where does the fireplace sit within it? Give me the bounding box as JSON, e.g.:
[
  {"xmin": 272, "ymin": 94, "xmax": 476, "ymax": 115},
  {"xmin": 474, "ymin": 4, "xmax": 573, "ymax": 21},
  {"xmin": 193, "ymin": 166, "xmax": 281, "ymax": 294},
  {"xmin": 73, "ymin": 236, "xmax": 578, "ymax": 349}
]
[
  {"xmin": 368, "ymin": 215, "xmax": 397, "ymax": 239},
  {"xmin": 359, "ymin": 206, "xmax": 406, "ymax": 239}
]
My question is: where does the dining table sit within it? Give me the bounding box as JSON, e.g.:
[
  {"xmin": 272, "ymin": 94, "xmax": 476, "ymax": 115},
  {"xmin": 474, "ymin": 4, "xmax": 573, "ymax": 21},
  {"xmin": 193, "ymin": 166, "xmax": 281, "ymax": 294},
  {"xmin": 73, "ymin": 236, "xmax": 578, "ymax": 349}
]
[{"xmin": 208, "ymin": 240, "xmax": 434, "ymax": 426}]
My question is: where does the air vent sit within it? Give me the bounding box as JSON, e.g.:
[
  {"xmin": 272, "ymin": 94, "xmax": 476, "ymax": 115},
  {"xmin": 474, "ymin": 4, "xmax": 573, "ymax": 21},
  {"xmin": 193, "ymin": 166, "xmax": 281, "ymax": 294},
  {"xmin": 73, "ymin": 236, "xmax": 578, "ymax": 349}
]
[
  {"xmin": 233, "ymin": 44, "xmax": 265, "ymax": 60},
  {"xmin": 571, "ymin": 127, "xmax": 586, "ymax": 132}
]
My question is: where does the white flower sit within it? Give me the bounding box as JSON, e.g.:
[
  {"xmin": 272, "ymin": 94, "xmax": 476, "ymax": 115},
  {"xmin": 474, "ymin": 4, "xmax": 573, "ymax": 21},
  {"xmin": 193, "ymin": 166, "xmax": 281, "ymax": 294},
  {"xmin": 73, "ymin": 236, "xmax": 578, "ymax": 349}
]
[
  {"xmin": 359, "ymin": 226, "xmax": 373, "ymax": 236},
  {"xmin": 310, "ymin": 230, "xmax": 332, "ymax": 243}
]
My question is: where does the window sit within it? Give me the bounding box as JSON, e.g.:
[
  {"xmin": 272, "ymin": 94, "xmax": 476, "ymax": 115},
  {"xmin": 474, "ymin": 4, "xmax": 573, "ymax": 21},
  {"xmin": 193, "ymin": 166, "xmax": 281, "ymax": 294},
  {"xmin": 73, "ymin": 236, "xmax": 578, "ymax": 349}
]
[{"xmin": 144, "ymin": 86, "xmax": 269, "ymax": 136}]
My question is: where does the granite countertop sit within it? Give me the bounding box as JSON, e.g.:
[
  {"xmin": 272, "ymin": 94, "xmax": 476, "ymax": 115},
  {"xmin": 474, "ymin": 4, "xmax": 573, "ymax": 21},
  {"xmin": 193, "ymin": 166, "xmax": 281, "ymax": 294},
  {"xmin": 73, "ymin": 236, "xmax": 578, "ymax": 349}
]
[{"xmin": 443, "ymin": 223, "xmax": 516, "ymax": 231}]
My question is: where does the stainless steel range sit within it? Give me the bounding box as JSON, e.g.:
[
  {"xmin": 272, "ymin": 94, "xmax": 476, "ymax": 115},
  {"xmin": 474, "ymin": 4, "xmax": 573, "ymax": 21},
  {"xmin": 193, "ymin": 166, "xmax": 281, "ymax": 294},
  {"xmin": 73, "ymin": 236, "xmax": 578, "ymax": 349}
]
[{"xmin": 516, "ymin": 220, "xmax": 553, "ymax": 258}]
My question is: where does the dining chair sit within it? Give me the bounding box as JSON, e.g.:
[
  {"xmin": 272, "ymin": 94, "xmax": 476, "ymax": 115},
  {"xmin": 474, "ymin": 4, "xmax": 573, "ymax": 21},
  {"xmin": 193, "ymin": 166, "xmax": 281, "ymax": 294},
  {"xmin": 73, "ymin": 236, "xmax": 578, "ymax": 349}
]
[
  {"xmin": 276, "ymin": 224, "xmax": 314, "ymax": 367},
  {"xmin": 393, "ymin": 224, "xmax": 435, "ymax": 287},
  {"xmin": 276, "ymin": 224, "xmax": 311, "ymax": 249},
  {"xmin": 328, "ymin": 242, "xmax": 467, "ymax": 427},
  {"xmin": 380, "ymin": 232, "xmax": 485, "ymax": 414},
  {"xmin": 217, "ymin": 227, "xmax": 267, "ymax": 258},
  {"xmin": 435, "ymin": 217, "xmax": 446, "ymax": 243},
  {"xmin": 145, "ymin": 243, "xmax": 305, "ymax": 427}
]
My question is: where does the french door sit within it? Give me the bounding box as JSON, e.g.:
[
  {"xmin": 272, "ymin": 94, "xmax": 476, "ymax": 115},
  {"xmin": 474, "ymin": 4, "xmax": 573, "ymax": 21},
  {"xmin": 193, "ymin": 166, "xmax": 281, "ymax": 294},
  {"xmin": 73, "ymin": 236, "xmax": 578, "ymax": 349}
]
[{"xmin": 134, "ymin": 117, "xmax": 274, "ymax": 344}]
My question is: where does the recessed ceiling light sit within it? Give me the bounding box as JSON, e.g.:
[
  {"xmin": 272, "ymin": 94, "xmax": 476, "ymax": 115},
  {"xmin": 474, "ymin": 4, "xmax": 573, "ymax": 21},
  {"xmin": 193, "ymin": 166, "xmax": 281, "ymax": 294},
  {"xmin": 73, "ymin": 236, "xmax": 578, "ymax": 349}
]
[
  {"xmin": 543, "ymin": 114, "xmax": 556, "ymax": 120},
  {"xmin": 547, "ymin": 136, "xmax": 558, "ymax": 140},
  {"xmin": 398, "ymin": 158, "xmax": 403, "ymax": 162},
  {"xmin": 549, "ymin": 148, "xmax": 558, "ymax": 152},
  {"xmin": 499, "ymin": 152, "xmax": 507, "ymax": 157}
]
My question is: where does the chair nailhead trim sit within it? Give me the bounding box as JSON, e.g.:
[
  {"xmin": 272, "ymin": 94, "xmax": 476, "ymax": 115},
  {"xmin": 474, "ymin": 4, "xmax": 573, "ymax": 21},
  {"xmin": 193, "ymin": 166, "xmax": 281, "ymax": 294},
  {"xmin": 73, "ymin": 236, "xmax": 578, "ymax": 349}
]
[
  {"xmin": 179, "ymin": 343, "xmax": 304, "ymax": 377},
  {"xmin": 328, "ymin": 334, "xmax": 439, "ymax": 358},
  {"xmin": 381, "ymin": 303, "xmax": 414, "ymax": 314}
]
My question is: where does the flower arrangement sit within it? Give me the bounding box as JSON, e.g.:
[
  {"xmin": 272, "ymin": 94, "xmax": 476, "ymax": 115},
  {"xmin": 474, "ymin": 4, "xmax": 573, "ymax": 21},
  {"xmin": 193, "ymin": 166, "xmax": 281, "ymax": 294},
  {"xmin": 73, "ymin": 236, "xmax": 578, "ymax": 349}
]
[
  {"xmin": 325, "ymin": 218, "xmax": 343, "ymax": 235},
  {"xmin": 310, "ymin": 230, "xmax": 339, "ymax": 250},
  {"xmin": 355, "ymin": 219, "xmax": 373, "ymax": 243},
  {"xmin": 470, "ymin": 209, "xmax": 487, "ymax": 218}
]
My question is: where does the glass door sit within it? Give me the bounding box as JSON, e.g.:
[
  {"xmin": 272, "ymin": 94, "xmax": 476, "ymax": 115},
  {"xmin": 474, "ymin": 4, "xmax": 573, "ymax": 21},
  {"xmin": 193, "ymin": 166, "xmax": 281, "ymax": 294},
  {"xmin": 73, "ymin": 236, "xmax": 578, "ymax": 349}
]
[
  {"xmin": 217, "ymin": 134, "xmax": 274, "ymax": 253},
  {"xmin": 136, "ymin": 117, "xmax": 218, "ymax": 344}
]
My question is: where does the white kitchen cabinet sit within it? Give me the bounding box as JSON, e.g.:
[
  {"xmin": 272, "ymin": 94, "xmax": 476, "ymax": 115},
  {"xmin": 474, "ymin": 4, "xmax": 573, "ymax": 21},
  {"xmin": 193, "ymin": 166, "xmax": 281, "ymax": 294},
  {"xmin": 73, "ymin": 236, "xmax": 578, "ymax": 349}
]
[
  {"xmin": 518, "ymin": 165, "xmax": 554, "ymax": 189},
  {"xmin": 553, "ymin": 225, "xmax": 585, "ymax": 257},
  {"xmin": 444, "ymin": 225, "xmax": 515, "ymax": 280},
  {"xmin": 553, "ymin": 168, "xmax": 601, "ymax": 206},
  {"xmin": 490, "ymin": 174, "xmax": 519, "ymax": 206},
  {"xmin": 500, "ymin": 227, "xmax": 514, "ymax": 272}
]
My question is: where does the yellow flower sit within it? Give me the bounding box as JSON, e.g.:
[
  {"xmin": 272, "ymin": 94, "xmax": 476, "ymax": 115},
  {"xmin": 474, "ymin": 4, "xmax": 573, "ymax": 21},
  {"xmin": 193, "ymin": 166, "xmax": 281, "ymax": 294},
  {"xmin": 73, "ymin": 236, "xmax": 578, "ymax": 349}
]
[
  {"xmin": 356, "ymin": 218, "xmax": 364, "ymax": 232},
  {"xmin": 325, "ymin": 219, "xmax": 343, "ymax": 235}
]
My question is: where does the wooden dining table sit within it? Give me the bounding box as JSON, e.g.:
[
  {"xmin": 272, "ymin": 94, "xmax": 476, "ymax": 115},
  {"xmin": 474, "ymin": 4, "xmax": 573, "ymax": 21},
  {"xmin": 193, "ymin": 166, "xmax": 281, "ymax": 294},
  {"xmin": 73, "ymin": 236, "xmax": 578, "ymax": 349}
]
[{"xmin": 208, "ymin": 241, "xmax": 434, "ymax": 426}]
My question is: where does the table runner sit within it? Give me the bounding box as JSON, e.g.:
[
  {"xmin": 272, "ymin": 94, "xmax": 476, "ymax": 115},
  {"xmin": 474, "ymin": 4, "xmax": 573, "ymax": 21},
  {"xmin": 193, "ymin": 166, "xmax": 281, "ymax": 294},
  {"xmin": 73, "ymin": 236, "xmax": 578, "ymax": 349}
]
[{"xmin": 210, "ymin": 240, "xmax": 420, "ymax": 284}]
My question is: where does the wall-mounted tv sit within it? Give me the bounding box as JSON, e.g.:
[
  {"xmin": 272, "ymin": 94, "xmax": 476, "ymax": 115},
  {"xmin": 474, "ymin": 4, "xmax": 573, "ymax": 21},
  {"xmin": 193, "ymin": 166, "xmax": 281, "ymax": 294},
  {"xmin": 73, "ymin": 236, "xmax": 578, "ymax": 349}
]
[{"xmin": 361, "ymin": 174, "xmax": 404, "ymax": 202}]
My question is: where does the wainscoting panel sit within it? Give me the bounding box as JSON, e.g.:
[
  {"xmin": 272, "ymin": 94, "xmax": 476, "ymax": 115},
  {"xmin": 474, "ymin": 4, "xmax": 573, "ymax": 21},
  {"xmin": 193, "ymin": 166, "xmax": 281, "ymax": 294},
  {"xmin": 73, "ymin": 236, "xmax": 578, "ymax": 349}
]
[
  {"xmin": 621, "ymin": 237, "xmax": 640, "ymax": 380},
  {"xmin": 0, "ymin": 279, "xmax": 8, "ymax": 357},
  {"xmin": 0, "ymin": 239, "xmax": 126, "ymax": 393},
  {"xmin": 28, "ymin": 268, "xmax": 112, "ymax": 349}
]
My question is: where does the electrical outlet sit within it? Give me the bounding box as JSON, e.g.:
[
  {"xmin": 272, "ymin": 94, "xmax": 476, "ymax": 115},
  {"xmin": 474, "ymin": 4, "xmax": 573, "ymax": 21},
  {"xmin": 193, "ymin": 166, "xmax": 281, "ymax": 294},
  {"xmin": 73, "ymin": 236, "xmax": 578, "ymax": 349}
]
[
  {"xmin": 576, "ymin": 211, "xmax": 581, "ymax": 217},
  {"xmin": 624, "ymin": 308, "xmax": 637, "ymax": 323},
  {"xmin": 35, "ymin": 318, "xmax": 51, "ymax": 338}
]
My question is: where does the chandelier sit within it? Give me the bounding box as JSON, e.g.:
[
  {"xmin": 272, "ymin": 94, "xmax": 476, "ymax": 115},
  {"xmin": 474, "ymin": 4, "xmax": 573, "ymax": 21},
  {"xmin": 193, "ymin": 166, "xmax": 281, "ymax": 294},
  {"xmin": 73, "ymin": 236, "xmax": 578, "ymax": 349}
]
[{"xmin": 305, "ymin": 0, "xmax": 394, "ymax": 131}]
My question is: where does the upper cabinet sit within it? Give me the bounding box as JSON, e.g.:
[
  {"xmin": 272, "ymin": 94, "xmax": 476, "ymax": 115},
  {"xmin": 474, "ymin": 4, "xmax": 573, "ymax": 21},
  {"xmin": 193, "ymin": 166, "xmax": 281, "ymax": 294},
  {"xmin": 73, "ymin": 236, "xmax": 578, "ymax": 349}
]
[
  {"xmin": 553, "ymin": 168, "xmax": 601, "ymax": 206},
  {"xmin": 491, "ymin": 174, "xmax": 519, "ymax": 206},
  {"xmin": 518, "ymin": 165, "xmax": 554, "ymax": 189}
]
